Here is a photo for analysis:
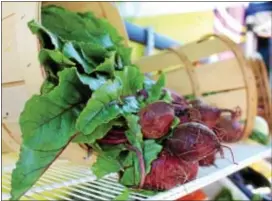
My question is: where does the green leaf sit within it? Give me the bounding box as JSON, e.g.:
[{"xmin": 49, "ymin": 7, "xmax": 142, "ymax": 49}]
[
  {"xmin": 76, "ymin": 41, "xmax": 108, "ymax": 64},
  {"xmin": 113, "ymin": 188, "xmax": 130, "ymax": 201},
  {"xmin": 120, "ymin": 166, "xmax": 135, "ymax": 186},
  {"xmin": 91, "ymin": 145, "xmax": 125, "ymax": 179},
  {"xmin": 115, "ymin": 66, "xmax": 144, "ymax": 96},
  {"xmin": 77, "ymin": 73, "xmax": 107, "ymax": 91},
  {"xmin": 72, "ymin": 121, "xmax": 114, "ymax": 143},
  {"xmin": 20, "ymin": 68, "xmax": 84, "ymax": 151},
  {"xmin": 39, "ymin": 49, "xmax": 75, "ymax": 80},
  {"xmin": 28, "ymin": 20, "xmax": 61, "ymax": 49},
  {"xmin": 95, "ymin": 51, "xmax": 115, "ymax": 75},
  {"xmin": 143, "ymin": 140, "xmax": 162, "ymax": 174},
  {"xmin": 249, "ymin": 129, "xmax": 269, "ymax": 145},
  {"xmin": 76, "ymin": 79, "xmax": 122, "ymax": 135},
  {"xmin": 10, "ymin": 133, "xmax": 76, "ymax": 200},
  {"xmin": 122, "ymin": 97, "xmax": 140, "ymax": 114},
  {"xmin": 160, "ymin": 89, "xmax": 173, "ymax": 103},
  {"xmin": 146, "ymin": 72, "xmax": 165, "ymax": 104},
  {"xmin": 116, "ymin": 47, "xmax": 132, "ymax": 67},
  {"xmin": 39, "ymin": 49, "xmax": 75, "ymax": 66},
  {"xmin": 41, "ymin": 5, "xmax": 114, "ymax": 47},
  {"xmin": 120, "ymin": 114, "xmax": 144, "ymax": 187},
  {"xmin": 63, "ymin": 42, "xmax": 93, "ymax": 73},
  {"xmin": 40, "ymin": 79, "xmax": 56, "ymax": 94},
  {"xmin": 124, "ymin": 114, "xmax": 143, "ymax": 150}
]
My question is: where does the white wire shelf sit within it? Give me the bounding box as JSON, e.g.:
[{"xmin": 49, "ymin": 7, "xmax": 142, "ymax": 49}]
[{"xmin": 2, "ymin": 141, "xmax": 271, "ymax": 201}]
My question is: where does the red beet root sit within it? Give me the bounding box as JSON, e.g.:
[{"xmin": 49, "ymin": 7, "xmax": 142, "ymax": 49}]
[
  {"xmin": 173, "ymin": 104, "xmax": 202, "ymax": 124},
  {"xmin": 199, "ymin": 152, "xmax": 216, "ymax": 166},
  {"xmin": 143, "ymin": 150, "xmax": 198, "ymax": 190},
  {"xmin": 215, "ymin": 115, "xmax": 244, "ymax": 143},
  {"xmin": 164, "ymin": 88, "xmax": 188, "ymax": 106},
  {"xmin": 98, "ymin": 128, "xmax": 128, "ymax": 144},
  {"xmin": 190, "ymin": 99, "xmax": 236, "ymax": 129},
  {"xmin": 139, "ymin": 101, "xmax": 175, "ymax": 139},
  {"xmin": 166, "ymin": 122, "xmax": 222, "ymax": 162}
]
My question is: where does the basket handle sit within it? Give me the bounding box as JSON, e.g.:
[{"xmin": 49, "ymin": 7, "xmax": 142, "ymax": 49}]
[{"xmin": 167, "ymin": 47, "xmax": 201, "ymax": 97}]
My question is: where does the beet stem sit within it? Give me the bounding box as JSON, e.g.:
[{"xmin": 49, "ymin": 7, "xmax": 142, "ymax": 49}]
[
  {"xmin": 125, "ymin": 144, "xmax": 146, "ymax": 189},
  {"xmin": 221, "ymin": 145, "xmax": 238, "ymax": 165}
]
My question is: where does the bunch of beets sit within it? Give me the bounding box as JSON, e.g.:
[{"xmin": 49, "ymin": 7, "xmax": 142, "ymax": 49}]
[{"xmin": 96, "ymin": 89, "xmax": 244, "ymax": 190}]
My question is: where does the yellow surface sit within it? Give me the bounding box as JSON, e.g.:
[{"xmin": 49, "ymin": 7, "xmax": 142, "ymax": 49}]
[
  {"xmin": 128, "ymin": 11, "xmax": 214, "ymax": 60},
  {"xmin": 250, "ymin": 160, "xmax": 272, "ymax": 180}
]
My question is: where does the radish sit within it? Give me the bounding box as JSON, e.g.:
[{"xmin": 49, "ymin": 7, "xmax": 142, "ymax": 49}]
[
  {"xmin": 139, "ymin": 101, "xmax": 175, "ymax": 139},
  {"xmin": 166, "ymin": 122, "xmax": 236, "ymax": 164},
  {"xmin": 143, "ymin": 150, "xmax": 198, "ymax": 190}
]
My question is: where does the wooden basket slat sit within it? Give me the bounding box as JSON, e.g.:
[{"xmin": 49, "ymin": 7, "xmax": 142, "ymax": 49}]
[
  {"xmin": 248, "ymin": 56, "xmax": 272, "ymax": 132},
  {"xmin": 196, "ymin": 58, "xmax": 245, "ymax": 93},
  {"xmin": 2, "ymin": 122, "xmax": 22, "ymax": 144},
  {"xmin": 203, "ymin": 89, "xmax": 247, "ymax": 120},
  {"xmin": 2, "ymin": 85, "xmax": 29, "ymax": 123},
  {"xmin": 153, "ymin": 68, "xmax": 193, "ymax": 95},
  {"xmin": 135, "ymin": 37, "xmax": 230, "ymax": 73},
  {"xmin": 2, "ymin": 2, "xmax": 20, "ymax": 19},
  {"xmin": 2, "ymin": 15, "xmax": 25, "ymax": 84},
  {"xmin": 15, "ymin": 2, "xmax": 44, "ymax": 95},
  {"xmin": 2, "ymin": 123, "xmax": 21, "ymax": 153},
  {"xmin": 177, "ymin": 37, "xmax": 230, "ymax": 61}
]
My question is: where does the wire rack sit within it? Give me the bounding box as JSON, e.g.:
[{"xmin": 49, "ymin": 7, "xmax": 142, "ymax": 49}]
[
  {"xmin": 2, "ymin": 160, "xmax": 149, "ymax": 201},
  {"xmin": 2, "ymin": 142, "xmax": 271, "ymax": 201}
]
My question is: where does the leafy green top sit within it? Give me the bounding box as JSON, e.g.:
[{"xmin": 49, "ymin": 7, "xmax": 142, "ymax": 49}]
[{"xmin": 11, "ymin": 5, "xmax": 170, "ymax": 200}]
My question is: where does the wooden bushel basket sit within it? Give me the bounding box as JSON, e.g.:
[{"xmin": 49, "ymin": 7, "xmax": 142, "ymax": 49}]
[
  {"xmin": 2, "ymin": 2, "xmax": 258, "ymax": 166},
  {"xmin": 135, "ymin": 34, "xmax": 258, "ymax": 138},
  {"xmin": 2, "ymin": 2, "xmax": 128, "ymax": 164},
  {"xmin": 248, "ymin": 53, "xmax": 272, "ymax": 133}
]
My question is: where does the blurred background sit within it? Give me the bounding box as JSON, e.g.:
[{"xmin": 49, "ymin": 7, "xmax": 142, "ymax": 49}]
[{"xmin": 116, "ymin": 2, "xmax": 271, "ymax": 78}]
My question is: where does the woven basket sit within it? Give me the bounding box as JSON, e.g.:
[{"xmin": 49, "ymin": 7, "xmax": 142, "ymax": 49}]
[
  {"xmin": 2, "ymin": 2, "xmax": 258, "ymax": 165},
  {"xmin": 248, "ymin": 53, "xmax": 272, "ymax": 133}
]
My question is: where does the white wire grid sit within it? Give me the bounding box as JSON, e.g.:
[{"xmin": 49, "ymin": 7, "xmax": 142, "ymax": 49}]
[{"xmin": 2, "ymin": 161, "xmax": 149, "ymax": 201}]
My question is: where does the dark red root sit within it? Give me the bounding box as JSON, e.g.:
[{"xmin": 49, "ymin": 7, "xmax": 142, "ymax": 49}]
[
  {"xmin": 213, "ymin": 126, "xmax": 227, "ymax": 140},
  {"xmin": 221, "ymin": 145, "xmax": 238, "ymax": 165},
  {"xmin": 125, "ymin": 144, "xmax": 146, "ymax": 189},
  {"xmin": 187, "ymin": 108, "xmax": 202, "ymax": 122}
]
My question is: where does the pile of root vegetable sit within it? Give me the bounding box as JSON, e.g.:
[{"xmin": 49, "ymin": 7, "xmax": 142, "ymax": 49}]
[{"xmin": 10, "ymin": 5, "xmax": 244, "ymax": 200}]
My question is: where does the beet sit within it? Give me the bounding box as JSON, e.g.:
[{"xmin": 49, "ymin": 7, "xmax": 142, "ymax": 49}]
[
  {"xmin": 166, "ymin": 122, "xmax": 222, "ymax": 162},
  {"xmin": 143, "ymin": 150, "xmax": 198, "ymax": 190},
  {"xmin": 190, "ymin": 99, "xmax": 236, "ymax": 129},
  {"xmin": 163, "ymin": 88, "xmax": 188, "ymax": 105},
  {"xmin": 139, "ymin": 101, "xmax": 175, "ymax": 139},
  {"xmin": 173, "ymin": 104, "xmax": 202, "ymax": 124},
  {"xmin": 199, "ymin": 152, "xmax": 216, "ymax": 166},
  {"xmin": 98, "ymin": 128, "xmax": 128, "ymax": 144},
  {"xmin": 215, "ymin": 115, "xmax": 244, "ymax": 143}
]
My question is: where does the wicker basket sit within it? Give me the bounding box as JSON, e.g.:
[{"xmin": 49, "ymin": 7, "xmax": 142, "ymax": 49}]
[
  {"xmin": 2, "ymin": 2, "xmax": 258, "ymax": 165},
  {"xmin": 248, "ymin": 53, "xmax": 272, "ymax": 133}
]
